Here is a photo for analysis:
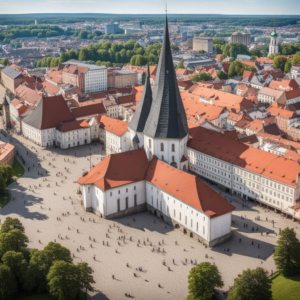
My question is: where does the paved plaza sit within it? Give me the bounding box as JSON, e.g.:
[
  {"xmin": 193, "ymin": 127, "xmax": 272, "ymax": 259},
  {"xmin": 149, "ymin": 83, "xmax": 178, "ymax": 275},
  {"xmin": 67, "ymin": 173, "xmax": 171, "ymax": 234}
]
[{"xmin": 0, "ymin": 120, "xmax": 299, "ymax": 300}]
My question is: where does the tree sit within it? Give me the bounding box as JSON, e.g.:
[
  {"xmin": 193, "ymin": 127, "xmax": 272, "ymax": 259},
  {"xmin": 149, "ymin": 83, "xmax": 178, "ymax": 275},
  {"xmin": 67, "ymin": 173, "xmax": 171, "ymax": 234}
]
[
  {"xmin": 188, "ymin": 262, "xmax": 223, "ymax": 300},
  {"xmin": 47, "ymin": 261, "xmax": 80, "ymax": 300},
  {"xmin": 274, "ymin": 227, "xmax": 300, "ymax": 276},
  {"xmin": 0, "ymin": 58, "xmax": 9, "ymax": 66},
  {"xmin": 228, "ymin": 60, "xmax": 255, "ymax": 78},
  {"xmin": 0, "ymin": 217, "xmax": 25, "ymax": 234},
  {"xmin": 273, "ymin": 56, "xmax": 287, "ymax": 71},
  {"xmin": 217, "ymin": 70, "xmax": 228, "ymax": 80},
  {"xmin": 78, "ymin": 48, "xmax": 89, "ymax": 61},
  {"xmin": 177, "ymin": 59, "xmax": 185, "ymax": 69},
  {"xmin": 44, "ymin": 242, "xmax": 72, "ymax": 263},
  {"xmin": 76, "ymin": 262, "xmax": 95, "ymax": 294},
  {"xmin": 213, "ymin": 37, "xmax": 227, "ymax": 45},
  {"xmin": 0, "ymin": 265, "xmax": 18, "ymax": 300},
  {"xmin": 0, "ymin": 229, "xmax": 29, "ymax": 257},
  {"xmin": 227, "ymin": 268, "xmax": 272, "ymax": 300},
  {"xmin": 171, "ymin": 44, "xmax": 179, "ymax": 51},
  {"xmin": 250, "ymin": 55, "xmax": 258, "ymax": 61},
  {"xmin": 2, "ymin": 251, "xmax": 28, "ymax": 284},
  {"xmin": 268, "ymin": 53, "xmax": 280, "ymax": 60},
  {"xmin": 249, "ymin": 48, "xmax": 261, "ymax": 57},
  {"xmin": 78, "ymin": 30, "xmax": 88, "ymax": 39},
  {"xmin": 0, "ymin": 165, "xmax": 14, "ymax": 183},
  {"xmin": 222, "ymin": 42, "xmax": 250, "ymax": 59},
  {"xmin": 0, "ymin": 175, "xmax": 5, "ymax": 195},
  {"xmin": 191, "ymin": 72, "xmax": 213, "ymax": 82}
]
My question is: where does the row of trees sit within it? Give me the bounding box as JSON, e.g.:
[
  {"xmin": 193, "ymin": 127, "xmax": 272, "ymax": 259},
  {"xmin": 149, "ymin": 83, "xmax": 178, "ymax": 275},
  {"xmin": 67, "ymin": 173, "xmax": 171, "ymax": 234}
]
[
  {"xmin": 35, "ymin": 40, "xmax": 162, "ymax": 68},
  {"xmin": 0, "ymin": 217, "xmax": 95, "ymax": 300},
  {"xmin": 270, "ymin": 52, "xmax": 300, "ymax": 73},
  {"xmin": 188, "ymin": 227, "xmax": 300, "ymax": 300},
  {"xmin": 0, "ymin": 165, "xmax": 14, "ymax": 195},
  {"xmin": 228, "ymin": 60, "xmax": 256, "ymax": 78}
]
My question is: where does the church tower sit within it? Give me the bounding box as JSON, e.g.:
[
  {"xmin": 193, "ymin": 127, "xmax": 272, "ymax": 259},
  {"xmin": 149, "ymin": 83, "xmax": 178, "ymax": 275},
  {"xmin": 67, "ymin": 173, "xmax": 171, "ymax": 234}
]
[
  {"xmin": 142, "ymin": 15, "xmax": 189, "ymax": 169},
  {"xmin": 269, "ymin": 17, "xmax": 279, "ymax": 56},
  {"xmin": 2, "ymin": 95, "xmax": 11, "ymax": 130}
]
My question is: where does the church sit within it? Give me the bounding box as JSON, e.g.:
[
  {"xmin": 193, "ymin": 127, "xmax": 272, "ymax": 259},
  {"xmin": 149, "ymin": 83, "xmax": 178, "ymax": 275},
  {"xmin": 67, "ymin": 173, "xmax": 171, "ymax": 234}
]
[{"xmin": 77, "ymin": 16, "xmax": 235, "ymax": 247}]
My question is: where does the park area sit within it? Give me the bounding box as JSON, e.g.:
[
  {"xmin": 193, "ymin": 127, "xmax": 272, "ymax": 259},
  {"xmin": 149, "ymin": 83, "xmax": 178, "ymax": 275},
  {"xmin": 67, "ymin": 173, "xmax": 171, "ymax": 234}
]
[{"xmin": 271, "ymin": 273, "xmax": 300, "ymax": 300}]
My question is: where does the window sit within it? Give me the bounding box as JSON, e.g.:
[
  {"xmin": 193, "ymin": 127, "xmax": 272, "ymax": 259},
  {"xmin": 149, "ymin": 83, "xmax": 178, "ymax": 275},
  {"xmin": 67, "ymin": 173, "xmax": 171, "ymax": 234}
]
[
  {"xmin": 118, "ymin": 190, "xmax": 120, "ymax": 194},
  {"xmin": 117, "ymin": 199, "xmax": 120, "ymax": 212},
  {"xmin": 160, "ymin": 143, "xmax": 164, "ymax": 151},
  {"xmin": 185, "ymin": 216, "xmax": 187, "ymax": 225},
  {"xmin": 134, "ymin": 194, "xmax": 137, "ymax": 206},
  {"xmin": 110, "ymin": 192, "xmax": 112, "ymax": 196},
  {"xmin": 88, "ymin": 187, "xmax": 90, "ymax": 193},
  {"xmin": 174, "ymin": 210, "xmax": 176, "ymax": 217},
  {"xmin": 134, "ymin": 186, "xmax": 136, "ymax": 190},
  {"xmin": 203, "ymin": 226, "xmax": 205, "ymax": 235},
  {"xmin": 126, "ymin": 197, "xmax": 128, "ymax": 209},
  {"xmin": 172, "ymin": 156, "xmax": 175, "ymax": 162},
  {"xmin": 126, "ymin": 188, "xmax": 128, "ymax": 193},
  {"xmin": 172, "ymin": 144, "xmax": 175, "ymax": 152},
  {"xmin": 149, "ymin": 139, "xmax": 152, "ymax": 149},
  {"xmin": 191, "ymin": 219, "xmax": 193, "ymax": 228},
  {"xmin": 162, "ymin": 155, "xmax": 164, "ymax": 161}
]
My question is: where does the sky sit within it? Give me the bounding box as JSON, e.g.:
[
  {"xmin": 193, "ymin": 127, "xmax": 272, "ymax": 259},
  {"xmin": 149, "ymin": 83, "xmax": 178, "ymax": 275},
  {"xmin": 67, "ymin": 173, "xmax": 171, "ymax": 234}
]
[{"xmin": 1, "ymin": 0, "xmax": 300, "ymax": 15}]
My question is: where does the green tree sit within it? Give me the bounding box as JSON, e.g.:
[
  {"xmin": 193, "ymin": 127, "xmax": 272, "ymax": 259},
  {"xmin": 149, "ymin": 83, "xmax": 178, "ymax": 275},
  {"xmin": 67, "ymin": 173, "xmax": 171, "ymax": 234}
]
[
  {"xmin": 191, "ymin": 72, "xmax": 213, "ymax": 82},
  {"xmin": 0, "ymin": 58, "xmax": 10, "ymax": 66},
  {"xmin": 188, "ymin": 262, "xmax": 223, "ymax": 300},
  {"xmin": 228, "ymin": 60, "xmax": 255, "ymax": 78},
  {"xmin": 227, "ymin": 267, "xmax": 272, "ymax": 300},
  {"xmin": 274, "ymin": 227, "xmax": 300, "ymax": 276},
  {"xmin": 273, "ymin": 56, "xmax": 287, "ymax": 71},
  {"xmin": 0, "ymin": 217, "xmax": 25, "ymax": 234},
  {"xmin": 0, "ymin": 175, "xmax": 5, "ymax": 195},
  {"xmin": 268, "ymin": 53, "xmax": 280, "ymax": 60},
  {"xmin": 196, "ymin": 50, "xmax": 206, "ymax": 54},
  {"xmin": 78, "ymin": 48, "xmax": 89, "ymax": 61},
  {"xmin": 250, "ymin": 55, "xmax": 258, "ymax": 61},
  {"xmin": 0, "ymin": 265, "xmax": 18, "ymax": 300},
  {"xmin": 0, "ymin": 165, "xmax": 14, "ymax": 183},
  {"xmin": 76, "ymin": 262, "xmax": 95, "ymax": 294},
  {"xmin": 0, "ymin": 229, "xmax": 29, "ymax": 257},
  {"xmin": 250, "ymin": 48, "xmax": 261, "ymax": 57},
  {"xmin": 171, "ymin": 44, "xmax": 179, "ymax": 51},
  {"xmin": 44, "ymin": 242, "xmax": 72, "ymax": 263},
  {"xmin": 222, "ymin": 42, "xmax": 250, "ymax": 59},
  {"xmin": 78, "ymin": 30, "xmax": 88, "ymax": 39},
  {"xmin": 213, "ymin": 37, "xmax": 227, "ymax": 45},
  {"xmin": 2, "ymin": 251, "xmax": 28, "ymax": 284},
  {"xmin": 177, "ymin": 59, "xmax": 185, "ymax": 69},
  {"xmin": 217, "ymin": 70, "xmax": 228, "ymax": 80},
  {"xmin": 47, "ymin": 261, "xmax": 80, "ymax": 300}
]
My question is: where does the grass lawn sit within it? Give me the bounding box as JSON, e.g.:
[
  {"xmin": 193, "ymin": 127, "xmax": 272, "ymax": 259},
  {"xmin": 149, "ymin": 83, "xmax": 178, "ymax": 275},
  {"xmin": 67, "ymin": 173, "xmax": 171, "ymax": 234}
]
[
  {"xmin": 271, "ymin": 273, "xmax": 300, "ymax": 300},
  {"xmin": 12, "ymin": 157, "xmax": 25, "ymax": 178}
]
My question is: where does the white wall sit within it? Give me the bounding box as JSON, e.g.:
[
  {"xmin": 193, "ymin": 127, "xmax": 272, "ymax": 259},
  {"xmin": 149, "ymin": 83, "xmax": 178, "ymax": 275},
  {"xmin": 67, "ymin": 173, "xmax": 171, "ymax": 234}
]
[{"xmin": 210, "ymin": 213, "xmax": 232, "ymax": 241}]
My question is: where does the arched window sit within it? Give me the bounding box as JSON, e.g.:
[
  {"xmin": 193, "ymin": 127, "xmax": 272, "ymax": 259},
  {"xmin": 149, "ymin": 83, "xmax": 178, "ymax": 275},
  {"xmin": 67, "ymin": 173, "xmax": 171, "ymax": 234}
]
[
  {"xmin": 149, "ymin": 139, "xmax": 152, "ymax": 149},
  {"xmin": 160, "ymin": 143, "xmax": 164, "ymax": 151},
  {"xmin": 172, "ymin": 144, "xmax": 175, "ymax": 152}
]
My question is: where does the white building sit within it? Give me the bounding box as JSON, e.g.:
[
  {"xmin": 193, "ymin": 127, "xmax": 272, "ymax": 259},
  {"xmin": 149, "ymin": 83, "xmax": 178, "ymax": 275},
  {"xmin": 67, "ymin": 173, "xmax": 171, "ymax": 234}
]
[
  {"xmin": 269, "ymin": 23, "xmax": 279, "ymax": 56},
  {"xmin": 78, "ymin": 149, "xmax": 235, "ymax": 246}
]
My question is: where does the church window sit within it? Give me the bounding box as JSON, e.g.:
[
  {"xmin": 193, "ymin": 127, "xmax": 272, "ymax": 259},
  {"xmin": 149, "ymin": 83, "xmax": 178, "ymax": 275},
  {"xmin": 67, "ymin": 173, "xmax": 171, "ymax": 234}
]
[
  {"xmin": 160, "ymin": 143, "xmax": 164, "ymax": 151},
  {"xmin": 126, "ymin": 197, "xmax": 128, "ymax": 209},
  {"xmin": 172, "ymin": 144, "xmax": 175, "ymax": 152},
  {"xmin": 134, "ymin": 194, "xmax": 137, "ymax": 206},
  {"xmin": 117, "ymin": 199, "xmax": 120, "ymax": 212}
]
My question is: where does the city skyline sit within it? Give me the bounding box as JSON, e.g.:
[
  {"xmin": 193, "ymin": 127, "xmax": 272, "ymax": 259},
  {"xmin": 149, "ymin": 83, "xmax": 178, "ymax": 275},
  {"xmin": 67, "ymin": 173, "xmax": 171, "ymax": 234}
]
[{"xmin": 1, "ymin": 0, "xmax": 300, "ymax": 15}]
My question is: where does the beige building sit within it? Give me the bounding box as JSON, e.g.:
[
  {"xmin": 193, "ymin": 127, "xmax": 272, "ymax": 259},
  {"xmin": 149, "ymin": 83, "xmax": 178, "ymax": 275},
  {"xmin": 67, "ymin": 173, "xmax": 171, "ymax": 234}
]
[
  {"xmin": 108, "ymin": 70, "xmax": 138, "ymax": 89},
  {"xmin": 193, "ymin": 37, "xmax": 213, "ymax": 53},
  {"xmin": 231, "ymin": 32, "xmax": 251, "ymax": 46}
]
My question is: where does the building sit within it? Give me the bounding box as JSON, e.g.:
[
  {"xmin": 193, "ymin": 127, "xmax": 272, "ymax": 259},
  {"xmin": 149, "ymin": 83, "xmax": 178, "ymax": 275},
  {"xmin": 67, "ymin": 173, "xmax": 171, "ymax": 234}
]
[
  {"xmin": 290, "ymin": 67, "xmax": 300, "ymax": 79},
  {"xmin": 269, "ymin": 21, "xmax": 279, "ymax": 56},
  {"xmin": 257, "ymin": 87, "xmax": 286, "ymax": 105},
  {"xmin": 107, "ymin": 70, "xmax": 138, "ymax": 89},
  {"xmin": 59, "ymin": 60, "xmax": 107, "ymax": 93},
  {"xmin": 231, "ymin": 32, "xmax": 251, "ymax": 46},
  {"xmin": 104, "ymin": 23, "xmax": 123, "ymax": 35},
  {"xmin": 193, "ymin": 37, "xmax": 213, "ymax": 53},
  {"xmin": 1, "ymin": 66, "xmax": 23, "ymax": 94},
  {"xmin": 0, "ymin": 143, "xmax": 15, "ymax": 167}
]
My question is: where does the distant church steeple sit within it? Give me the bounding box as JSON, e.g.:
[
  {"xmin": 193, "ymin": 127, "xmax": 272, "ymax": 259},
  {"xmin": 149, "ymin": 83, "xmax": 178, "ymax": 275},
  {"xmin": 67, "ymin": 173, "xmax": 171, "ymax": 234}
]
[{"xmin": 269, "ymin": 16, "xmax": 279, "ymax": 56}]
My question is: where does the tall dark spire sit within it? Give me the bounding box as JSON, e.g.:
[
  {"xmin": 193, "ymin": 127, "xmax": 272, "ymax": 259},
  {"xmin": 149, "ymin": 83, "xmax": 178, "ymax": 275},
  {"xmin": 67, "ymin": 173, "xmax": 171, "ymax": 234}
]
[
  {"xmin": 128, "ymin": 62, "xmax": 153, "ymax": 133},
  {"xmin": 143, "ymin": 15, "xmax": 189, "ymax": 139}
]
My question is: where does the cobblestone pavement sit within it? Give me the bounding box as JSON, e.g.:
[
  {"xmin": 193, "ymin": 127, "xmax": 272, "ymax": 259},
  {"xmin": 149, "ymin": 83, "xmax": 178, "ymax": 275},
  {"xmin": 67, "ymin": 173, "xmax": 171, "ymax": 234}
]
[{"xmin": 0, "ymin": 121, "xmax": 299, "ymax": 300}]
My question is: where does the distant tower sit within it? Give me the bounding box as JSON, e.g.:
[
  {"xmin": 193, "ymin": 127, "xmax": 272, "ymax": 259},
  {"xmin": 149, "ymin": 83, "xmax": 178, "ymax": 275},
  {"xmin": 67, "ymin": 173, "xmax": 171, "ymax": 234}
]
[
  {"xmin": 269, "ymin": 17, "xmax": 279, "ymax": 56},
  {"xmin": 35, "ymin": 19, "xmax": 37, "ymax": 25},
  {"xmin": 2, "ymin": 95, "xmax": 11, "ymax": 130}
]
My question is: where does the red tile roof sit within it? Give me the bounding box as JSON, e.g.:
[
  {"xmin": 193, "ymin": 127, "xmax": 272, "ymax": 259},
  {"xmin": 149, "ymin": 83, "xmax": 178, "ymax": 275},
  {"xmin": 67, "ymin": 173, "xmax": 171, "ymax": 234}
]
[
  {"xmin": 285, "ymin": 88, "xmax": 300, "ymax": 100},
  {"xmin": 117, "ymin": 94, "xmax": 136, "ymax": 105},
  {"xmin": 71, "ymin": 103, "xmax": 106, "ymax": 118},
  {"xmin": 77, "ymin": 149, "xmax": 149, "ymax": 190},
  {"xmin": 188, "ymin": 127, "xmax": 300, "ymax": 186},
  {"xmin": 267, "ymin": 105, "xmax": 297, "ymax": 119},
  {"xmin": 92, "ymin": 115, "xmax": 128, "ymax": 136},
  {"xmin": 56, "ymin": 120, "xmax": 90, "ymax": 132}
]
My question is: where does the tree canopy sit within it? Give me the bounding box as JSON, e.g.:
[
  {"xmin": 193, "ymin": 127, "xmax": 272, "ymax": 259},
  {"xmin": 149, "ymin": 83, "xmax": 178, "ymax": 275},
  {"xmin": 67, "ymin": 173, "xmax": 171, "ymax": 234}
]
[
  {"xmin": 176, "ymin": 59, "xmax": 185, "ymax": 69},
  {"xmin": 273, "ymin": 56, "xmax": 287, "ymax": 71},
  {"xmin": 217, "ymin": 70, "xmax": 228, "ymax": 80},
  {"xmin": 188, "ymin": 262, "xmax": 224, "ymax": 300},
  {"xmin": 227, "ymin": 267, "xmax": 272, "ymax": 300},
  {"xmin": 274, "ymin": 227, "xmax": 300, "ymax": 277},
  {"xmin": 191, "ymin": 72, "xmax": 213, "ymax": 82},
  {"xmin": 222, "ymin": 42, "xmax": 250, "ymax": 59},
  {"xmin": 228, "ymin": 60, "xmax": 255, "ymax": 78}
]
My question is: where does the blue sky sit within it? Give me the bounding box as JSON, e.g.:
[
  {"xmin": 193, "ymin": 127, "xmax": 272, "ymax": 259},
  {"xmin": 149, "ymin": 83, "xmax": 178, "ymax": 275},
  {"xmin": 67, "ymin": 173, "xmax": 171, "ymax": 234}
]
[{"xmin": 1, "ymin": 0, "xmax": 300, "ymax": 15}]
